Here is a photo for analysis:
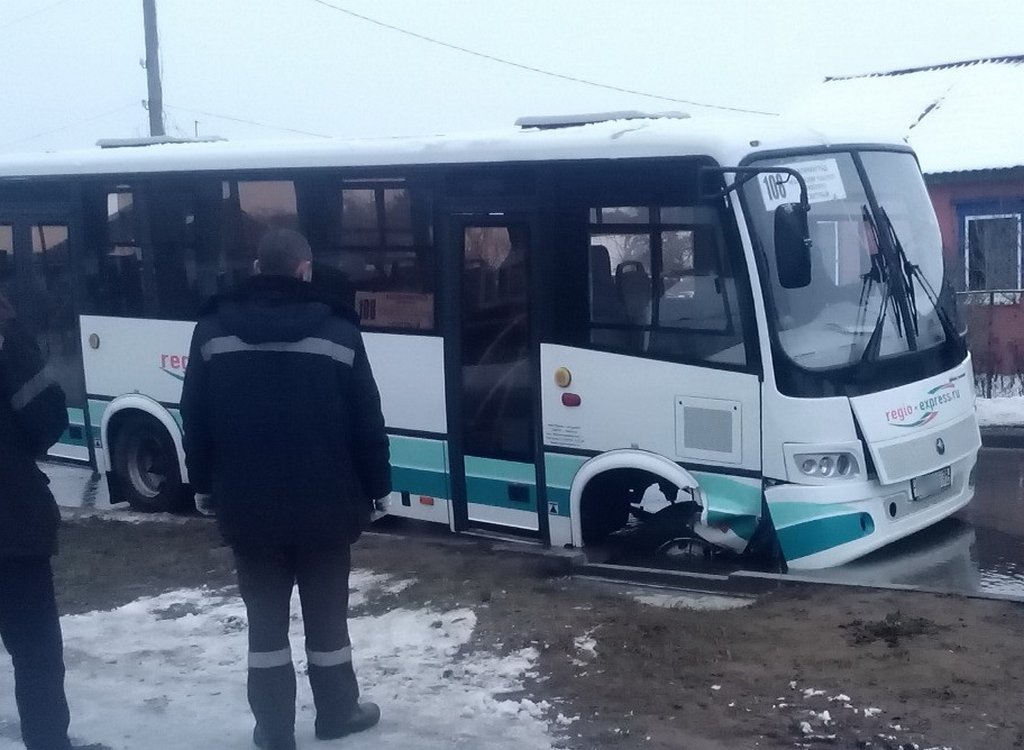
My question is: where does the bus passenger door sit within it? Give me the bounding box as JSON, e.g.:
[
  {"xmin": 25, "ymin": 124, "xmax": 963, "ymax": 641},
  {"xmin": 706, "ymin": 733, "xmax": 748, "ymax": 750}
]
[
  {"xmin": 0, "ymin": 210, "xmax": 90, "ymax": 462},
  {"xmin": 447, "ymin": 216, "xmax": 546, "ymax": 537}
]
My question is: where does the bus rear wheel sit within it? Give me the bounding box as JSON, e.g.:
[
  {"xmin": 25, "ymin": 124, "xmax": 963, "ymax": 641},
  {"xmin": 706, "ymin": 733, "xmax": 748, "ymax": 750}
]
[{"xmin": 111, "ymin": 413, "xmax": 187, "ymax": 513}]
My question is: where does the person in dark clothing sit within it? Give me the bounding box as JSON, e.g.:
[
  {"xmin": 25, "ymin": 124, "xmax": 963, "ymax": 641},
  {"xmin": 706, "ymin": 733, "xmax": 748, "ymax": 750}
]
[
  {"xmin": 0, "ymin": 291, "xmax": 73, "ymax": 750},
  {"xmin": 180, "ymin": 229, "xmax": 391, "ymax": 750}
]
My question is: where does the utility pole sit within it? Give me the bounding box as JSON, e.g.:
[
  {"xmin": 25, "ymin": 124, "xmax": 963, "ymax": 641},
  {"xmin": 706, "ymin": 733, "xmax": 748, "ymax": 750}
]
[{"xmin": 142, "ymin": 0, "xmax": 165, "ymax": 136}]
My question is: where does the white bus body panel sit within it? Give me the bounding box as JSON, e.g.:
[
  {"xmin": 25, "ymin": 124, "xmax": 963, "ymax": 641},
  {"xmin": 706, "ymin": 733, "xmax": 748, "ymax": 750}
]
[
  {"xmin": 760, "ymin": 393, "xmax": 860, "ymax": 482},
  {"xmin": 81, "ymin": 316, "xmax": 194, "ymax": 476},
  {"xmin": 540, "ymin": 345, "xmax": 760, "ymax": 470},
  {"xmin": 81, "ymin": 316, "xmax": 195, "ymax": 405},
  {"xmin": 362, "ymin": 333, "xmax": 447, "ymax": 435}
]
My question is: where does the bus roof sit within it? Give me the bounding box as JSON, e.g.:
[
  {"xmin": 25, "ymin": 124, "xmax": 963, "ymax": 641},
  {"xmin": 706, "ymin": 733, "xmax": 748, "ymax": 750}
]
[{"xmin": 0, "ymin": 114, "xmax": 906, "ymax": 179}]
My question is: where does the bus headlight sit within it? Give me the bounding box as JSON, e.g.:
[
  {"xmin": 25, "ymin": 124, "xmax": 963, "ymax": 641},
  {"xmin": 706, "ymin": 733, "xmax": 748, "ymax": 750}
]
[{"xmin": 795, "ymin": 452, "xmax": 860, "ymax": 479}]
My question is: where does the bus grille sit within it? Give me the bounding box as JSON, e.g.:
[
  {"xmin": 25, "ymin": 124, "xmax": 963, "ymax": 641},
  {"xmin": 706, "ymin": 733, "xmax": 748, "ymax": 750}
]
[{"xmin": 872, "ymin": 413, "xmax": 980, "ymax": 485}]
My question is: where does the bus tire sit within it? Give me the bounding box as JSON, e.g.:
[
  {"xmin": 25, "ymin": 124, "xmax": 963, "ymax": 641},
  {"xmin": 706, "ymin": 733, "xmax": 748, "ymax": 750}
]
[{"xmin": 111, "ymin": 413, "xmax": 187, "ymax": 513}]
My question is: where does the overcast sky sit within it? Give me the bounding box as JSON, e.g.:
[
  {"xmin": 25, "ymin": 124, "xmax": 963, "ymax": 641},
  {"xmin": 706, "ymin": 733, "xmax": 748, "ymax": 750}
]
[{"xmin": 1, "ymin": 0, "xmax": 1022, "ymax": 153}]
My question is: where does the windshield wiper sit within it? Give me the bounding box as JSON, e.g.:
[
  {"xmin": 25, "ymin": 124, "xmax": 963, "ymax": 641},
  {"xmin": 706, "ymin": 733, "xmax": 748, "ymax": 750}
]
[
  {"xmin": 859, "ymin": 199, "xmax": 943, "ymax": 365},
  {"xmin": 877, "ymin": 206, "xmax": 960, "ymax": 343},
  {"xmin": 858, "ymin": 205, "xmax": 903, "ymax": 365}
]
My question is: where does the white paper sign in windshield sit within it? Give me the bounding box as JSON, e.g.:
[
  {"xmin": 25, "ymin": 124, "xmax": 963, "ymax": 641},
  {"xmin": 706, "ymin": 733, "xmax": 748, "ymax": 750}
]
[{"xmin": 758, "ymin": 158, "xmax": 847, "ymax": 211}]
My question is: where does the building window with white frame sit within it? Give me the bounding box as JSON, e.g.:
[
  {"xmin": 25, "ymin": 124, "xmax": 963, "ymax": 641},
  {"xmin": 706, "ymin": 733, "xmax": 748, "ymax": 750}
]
[{"xmin": 963, "ymin": 212, "xmax": 1023, "ymax": 304}]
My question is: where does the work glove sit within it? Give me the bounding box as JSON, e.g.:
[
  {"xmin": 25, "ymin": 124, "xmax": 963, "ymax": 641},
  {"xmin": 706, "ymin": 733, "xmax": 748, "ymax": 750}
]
[
  {"xmin": 370, "ymin": 495, "xmax": 389, "ymax": 522},
  {"xmin": 194, "ymin": 493, "xmax": 215, "ymax": 517}
]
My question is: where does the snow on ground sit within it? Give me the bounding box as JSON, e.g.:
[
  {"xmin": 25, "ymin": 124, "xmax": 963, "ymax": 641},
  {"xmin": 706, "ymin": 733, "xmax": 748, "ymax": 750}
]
[
  {"xmin": 975, "ymin": 397, "xmax": 1024, "ymax": 427},
  {"xmin": 630, "ymin": 590, "xmax": 754, "ymax": 611},
  {"xmin": 0, "ymin": 571, "xmax": 554, "ymax": 750}
]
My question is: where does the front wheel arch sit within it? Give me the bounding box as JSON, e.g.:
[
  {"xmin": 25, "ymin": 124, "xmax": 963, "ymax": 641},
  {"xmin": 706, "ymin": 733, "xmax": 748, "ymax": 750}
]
[
  {"xmin": 105, "ymin": 404, "xmax": 188, "ymax": 513},
  {"xmin": 569, "ymin": 450, "xmax": 701, "ymax": 547}
]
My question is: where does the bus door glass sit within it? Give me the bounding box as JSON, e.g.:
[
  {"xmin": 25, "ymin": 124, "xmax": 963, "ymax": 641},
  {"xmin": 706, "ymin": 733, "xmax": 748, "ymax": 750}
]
[
  {"xmin": 452, "ymin": 217, "xmax": 543, "ymax": 534},
  {"xmin": 0, "ymin": 211, "xmax": 88, "ymax": 460}
]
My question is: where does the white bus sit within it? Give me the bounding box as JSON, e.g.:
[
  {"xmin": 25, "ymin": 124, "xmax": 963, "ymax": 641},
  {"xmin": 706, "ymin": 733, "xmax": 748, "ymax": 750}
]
[{"xmin": 0, "ymin": 111, "xmax": 979, "ymax": 569}]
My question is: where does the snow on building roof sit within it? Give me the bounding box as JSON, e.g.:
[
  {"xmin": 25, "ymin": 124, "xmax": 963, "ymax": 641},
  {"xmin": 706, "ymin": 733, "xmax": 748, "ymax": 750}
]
[{"xmin": 787, "ymin": 55, "xmax": 1024, "ymax": 176}]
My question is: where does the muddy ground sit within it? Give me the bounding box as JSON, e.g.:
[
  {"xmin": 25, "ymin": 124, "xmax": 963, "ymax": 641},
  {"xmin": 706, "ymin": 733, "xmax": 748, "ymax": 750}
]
[{"xmin": 52, "ymin": 514, "xmax": 1024, "ymax": 749}]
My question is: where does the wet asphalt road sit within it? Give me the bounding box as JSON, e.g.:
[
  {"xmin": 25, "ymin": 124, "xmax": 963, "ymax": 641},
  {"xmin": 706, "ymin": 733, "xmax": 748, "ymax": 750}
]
[{"xmin": 43, "ymin": 447, "xmax": 1024, "ymax": 598}]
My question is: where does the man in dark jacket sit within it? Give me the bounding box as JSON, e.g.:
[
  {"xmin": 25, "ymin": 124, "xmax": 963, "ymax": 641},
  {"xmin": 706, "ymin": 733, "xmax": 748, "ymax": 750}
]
[
  {"xmin": 0, "ymin": 292, "xmax": 74, "ymax": 750},
  {"xmin": 180, "ymin": 229, "xmax": 391, "ymax": 750}
]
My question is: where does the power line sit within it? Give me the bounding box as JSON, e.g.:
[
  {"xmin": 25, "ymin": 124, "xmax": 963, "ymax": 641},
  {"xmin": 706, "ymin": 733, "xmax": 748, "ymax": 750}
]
[
  {"xmin": 164, "ymin": 104, "xmax": 332, "ymax": 138},
  {"xmin": 0, "ymin": 102, "xmax": 140, "ymax": 149},
  {"xmin": 307, "ymin": 0, "xmax": 778, "ymax": 116},
  {"xmin": 0, "ymin": 0, "xmax": 79, "ymax": 32}
]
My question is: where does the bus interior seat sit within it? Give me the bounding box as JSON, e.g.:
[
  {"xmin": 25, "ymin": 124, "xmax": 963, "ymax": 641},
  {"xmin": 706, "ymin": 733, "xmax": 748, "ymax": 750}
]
[
  {"xmin": 588, "ymin": 245, "xmax": 633, "ymax": 350},
  {"xmin": 615, "ymin": 260, "xmax": 652, "ymax": 326},
  {"xmin": 589, "ymin": 245, "xmax": 627, "ymax": 323}
]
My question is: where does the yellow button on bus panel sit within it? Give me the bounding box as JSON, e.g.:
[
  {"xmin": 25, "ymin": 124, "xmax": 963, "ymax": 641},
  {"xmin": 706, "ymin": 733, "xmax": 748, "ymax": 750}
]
[{"xmin": 554, "ymin": 367, "xmax": 572, "ymax": 388}]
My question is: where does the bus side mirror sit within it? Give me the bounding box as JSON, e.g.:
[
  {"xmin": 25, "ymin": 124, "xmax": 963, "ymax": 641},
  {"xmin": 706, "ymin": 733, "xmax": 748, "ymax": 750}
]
[{"xmin": 774, "ymin": 203, "xmax": 812, "ymax": 289}]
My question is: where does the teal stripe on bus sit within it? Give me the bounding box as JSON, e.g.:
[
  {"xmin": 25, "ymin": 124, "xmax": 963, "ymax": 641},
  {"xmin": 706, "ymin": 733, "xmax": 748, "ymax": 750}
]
[
  {"xmin": 465, "ymin": 475, "xmax": 536, "ymax": 510},
  {"xmin": 389, "ymin": 435, "xmax": 448, "ymax": 471},
  {"xmin": 463, "ymin": 456, "xmax": 537, "ymax": 484},
  {"xmin": 391, "ymin": 466, "xmax": 450, "ymax": 499},
  {"xmin": 388, "ymin": 435, "xmax": 450, "ymax": 499},
  {"xmin": 544, "ymin": 453, "xmax": 587, "ymax": 516},
  {"xmin": 464, "ymin": 456, "xmax": 538, "ymax": 511},
  {"xmin": 57, "ymin": 407, "xmax": 88, "ymax": 447},
  {"xmin": 774, "ymin": 512, "xmax": 875, "ymax": 562},
  {"xmin": 87, "ymin": 399, "xmax": 106, "ymax": 427}
]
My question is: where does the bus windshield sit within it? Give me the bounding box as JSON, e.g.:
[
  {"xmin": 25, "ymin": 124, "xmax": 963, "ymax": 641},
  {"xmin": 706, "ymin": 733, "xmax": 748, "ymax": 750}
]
[{"xmin": 743, "ymin": 150, "xmax": 947, "ymax": 371}]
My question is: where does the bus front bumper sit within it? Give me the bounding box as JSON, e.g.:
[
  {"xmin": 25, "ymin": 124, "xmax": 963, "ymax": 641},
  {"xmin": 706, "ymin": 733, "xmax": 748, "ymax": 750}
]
[{"xmin": 765, "ymin": 453, "xmax": 976, "ymax": 570}]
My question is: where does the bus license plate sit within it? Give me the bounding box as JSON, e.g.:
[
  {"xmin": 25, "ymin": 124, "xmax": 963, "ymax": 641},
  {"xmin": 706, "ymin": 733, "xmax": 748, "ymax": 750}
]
[{"xmin": 911, "ymin": 467, "xmax": 952, "ymax": 501}]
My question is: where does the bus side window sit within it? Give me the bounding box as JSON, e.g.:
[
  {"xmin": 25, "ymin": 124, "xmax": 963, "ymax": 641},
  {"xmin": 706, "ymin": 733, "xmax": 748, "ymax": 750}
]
[
  {"xmin": 96, "ymin": 189, "xmax": 147, "ymax": 318},
  {"xmin": 311, "ymin": 181, "xmax": 435, "ymax": 331},
  {"xmin": 586, "ymin": 206, "xmax": 747, "ymax": 367},
  {"xmin": 220, "ymin": 180, "xmax": 299, "ymax": 291},
  {"xmin": 146, "ymin": 182, "xmax": 202, "ymax": 320},
  {"xmin": 83, "ymin": 181, "xmax": 232, "ymax": 320},
  {"xmin": 650, "ymin": 224, "xmax": 743, "ymax": 364}
]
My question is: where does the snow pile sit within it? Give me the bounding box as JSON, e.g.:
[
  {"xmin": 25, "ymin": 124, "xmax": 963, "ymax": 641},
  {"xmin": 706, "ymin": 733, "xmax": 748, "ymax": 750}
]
[
  {"xmin": 572, "ymin": 630, "xmax": 597, "ymax": 658},
  {"xmin": 975, "ymin": 397, "xmax": 1024, "ymax": 427},
  {"xmin": 0, "ymin": 572, "xmax": 554, "ymax": 749}
]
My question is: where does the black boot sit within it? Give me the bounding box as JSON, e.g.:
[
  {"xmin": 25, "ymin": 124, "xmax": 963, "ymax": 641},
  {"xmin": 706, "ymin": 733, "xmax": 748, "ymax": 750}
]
[
  {"xmin": 253, "ymin": 724, "xmax": 296, "ymax": 750},
  {"xmin": 315, "ymin": 702, "xmax": 381, "ymax": 740}
]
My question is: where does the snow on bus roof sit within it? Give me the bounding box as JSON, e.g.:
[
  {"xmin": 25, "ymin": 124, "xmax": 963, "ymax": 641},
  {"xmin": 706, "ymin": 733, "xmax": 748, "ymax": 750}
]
[{"xmin": 0, "ymin": 113, "xmax": 904, "ymax": 179}]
